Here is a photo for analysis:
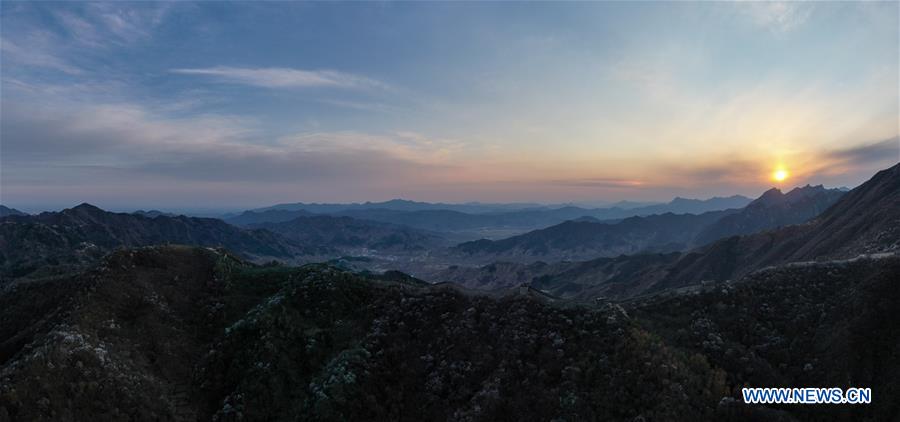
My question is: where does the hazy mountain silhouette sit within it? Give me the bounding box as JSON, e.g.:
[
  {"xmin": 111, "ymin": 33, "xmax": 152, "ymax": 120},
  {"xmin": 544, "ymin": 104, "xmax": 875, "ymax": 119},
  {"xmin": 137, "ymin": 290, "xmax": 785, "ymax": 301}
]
[
  {"xmin": 693, "ymin": 185, "xmax": 844, "ymax": 245},
  {"xmin": 454, "ymin": 209, "xmax": 738, "ymax": 262},
  {"xmin": 250, "ymin": 198, "xmax": 551, "ymax": 214},
  {"xmin": 249, "ymin": 215, "xmax": 450, "ymax": 253},
  {"xmin": 131, "ymin": 209, "xmax": 178, "ymax": 218},
  {"xmin": 0, "ymin": 166, "xmax": 897, "ymax": 422},
  {"xmin": 227, "ymin": 209, "xmax": 315, "ymax": 226},
  {"xmin": 439, "ymin": 164, "xmax": 900, "ymax": 299},
  {"xmin": 628, "ymin": 195, "xmax": 752, "ymax": 215},
  {"xmin": 227, "ymin": 196, "xmax": 753, "ymax": 238},
  {"xmin": 451, "ymin": 186, "xmax": 842, "ymax": 264},
  {"xmin": 0, "ymin": 203, "xmax": 310, "ymax": 280},
  {"xmin": 0, "ymin": 205, "xmax": 26, "ymax": 217}
]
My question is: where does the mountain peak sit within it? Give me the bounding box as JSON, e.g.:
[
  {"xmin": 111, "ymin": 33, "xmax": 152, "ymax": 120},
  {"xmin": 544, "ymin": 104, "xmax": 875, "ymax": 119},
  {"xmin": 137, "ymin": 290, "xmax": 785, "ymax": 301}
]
[
  {"xmin": 380, "ymin": 199, "xmax": 419, "ymax": 205},
  {"xmin": 756, "ymin": 187, "xmax": 783, "ymax": 201},
  {"xmin": 70, "ymin": 203, "xmax": 104, "ymax": 212},
  {"xmin": 787, "ymin": 184, "xmax": 824, "ymax": 193},
  {"xmin": 783, "ymin": 184, "xmax": 829, "ymax": 201},
  {"xmin": 0, "ymin": 205, "xmax": 27, "ymax": 217},
  {"xmin": 669, "ymin": 197, "xmax": 695, "ymax": 204},
  {"xmin": 60, "ymin": 203, "xmax": 109, "ymax": 221}
]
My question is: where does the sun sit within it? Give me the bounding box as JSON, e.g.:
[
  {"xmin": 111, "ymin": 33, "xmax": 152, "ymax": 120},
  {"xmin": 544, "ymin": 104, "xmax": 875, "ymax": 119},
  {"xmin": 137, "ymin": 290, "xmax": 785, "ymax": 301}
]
[{"xmin": 773, "ymin": 168, "xmax": 789, "ymax": 182}]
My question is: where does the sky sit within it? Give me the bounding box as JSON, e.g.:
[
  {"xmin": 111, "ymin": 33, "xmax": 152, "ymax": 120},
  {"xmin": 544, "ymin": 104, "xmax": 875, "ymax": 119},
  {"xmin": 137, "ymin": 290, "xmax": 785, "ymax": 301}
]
[{"xmin": 1, "ymin": 1, "xmax": 898, "ymax": 212}]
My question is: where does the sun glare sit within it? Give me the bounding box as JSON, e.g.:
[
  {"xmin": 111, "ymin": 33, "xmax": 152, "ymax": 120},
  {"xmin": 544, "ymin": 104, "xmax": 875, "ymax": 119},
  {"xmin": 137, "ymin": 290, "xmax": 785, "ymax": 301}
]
[{"xmin": 773, "ymin": 168, "xmax": 789, "ymax": 182}]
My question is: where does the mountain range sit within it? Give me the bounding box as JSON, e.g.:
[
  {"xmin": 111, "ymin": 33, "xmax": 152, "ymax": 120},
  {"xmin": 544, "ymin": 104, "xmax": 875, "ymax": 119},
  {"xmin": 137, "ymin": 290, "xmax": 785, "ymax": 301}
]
[
  {"xmin": 1, "ymin": 243, "xmax": 896, "ymax": 421},
  {"xmin": 0, "ymin": 164, "xmax": 898, "ymax": 421},
  {"xmin": 131, "ymin": 210, "xmax": 179, "ymax": 218},
  {"xmin": 693, "ymin": 184, "xmax": 845, "ymax": 245},
  {"xmin": 0, "ymin": 204, "xmax": 307, "ymax": 280},
  {"xmin": 0, "ymin": 204, "xmax": 453, "ymax": 282},
  {"xmin": 251, "ymin": 196, "xmax": 752, "ymax": 216},
  {"xmin": 0, "ymin": 206, "xmax": 26, "ymax": 217},
  {"xmin": 454, "ymin": 210, "xmax": 738, "ymax": 262},
  {"xmin": 0, "ymin": 247, "xmax": 729, "ymax": 421},
  {"xmin": 248, "ymin": 215, "xmax": 450, "ymax": 253},
  {"xmin": 450, "ymin": 185, "xmax": 844, "ymax": 264},
  {"xmin": 437, "ymin": 164, "xmax": 898, "ymax": 299},
  {"xmin": 226, "ymin": 195, "xmax": 753, "ymax": 240},
  {"xmin": 0, "ymin": 184, "xmax": 847, "ymax": 286},
  {"xmin": 248, "ymin": 198, "xmax": 553, "ymax": 214}
]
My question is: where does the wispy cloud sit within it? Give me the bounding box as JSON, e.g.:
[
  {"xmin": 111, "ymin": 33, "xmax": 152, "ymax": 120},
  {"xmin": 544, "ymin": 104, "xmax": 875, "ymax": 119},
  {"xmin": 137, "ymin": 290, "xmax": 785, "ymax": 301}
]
[
  {"xmin": 549, "ymin": 178, "xmax": 644, "ymax": 188},
  {"xmin": 171, "ymin": 67, "xmax": 390, "ymax": 91},
  {"xmin": 822, "ymin": 137, "xmax": 900, "ymax": 166},
  {"xmin": 82, "ymin": 2, "xmax": 172, "ymax": 45},
  {"xmin": 319, "ymin": 99, "xmax": 400, "ymax": 113},
  {"xmin": 2, "ymin": 88, "xmax": 454, "ymax": 189},
  {"xmin": 2, "ymin": 3, "xmax": 173, "ymax": 76},
  {"xmin": 44, "ymin": 3, "xmax": 172, "ymax": 49},
  {"xmin": 662, "ymin": 159, "xmax": 764, "ymax": 186},
  {"xmin": 277, "ymin": 131, "xmax": 465, "ymax": 164},
  {"xmin": 52, "ymin": 11, "xmax": 102, "ymax": 47},
  {"xmin": 2, "ymin": 99, "xmax": 256, "ymax": 161},
  {"xmin": 608, "ymin": 53, "xmax": 677, "ymax": 100},
  {"xmin": 2, "ymin": 1, "xmax": 896, "ymax": 206},
  {"xmin": 739, "ymin": 2, "xmax": 813, "ymax": 33},
  {"xmin": 0, "ymin": 35, "xmax": 82, "ymax": 74},
  {"xmin": 655, "ymin": 138, "xmax": 900, "ymax": 189}
]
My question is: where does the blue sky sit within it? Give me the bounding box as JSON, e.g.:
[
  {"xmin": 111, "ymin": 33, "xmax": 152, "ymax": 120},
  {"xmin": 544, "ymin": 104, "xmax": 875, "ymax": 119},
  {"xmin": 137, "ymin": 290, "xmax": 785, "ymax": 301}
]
[{"xmin": 1, "ymin": 1, "xmax": 898, "ymax": 211}]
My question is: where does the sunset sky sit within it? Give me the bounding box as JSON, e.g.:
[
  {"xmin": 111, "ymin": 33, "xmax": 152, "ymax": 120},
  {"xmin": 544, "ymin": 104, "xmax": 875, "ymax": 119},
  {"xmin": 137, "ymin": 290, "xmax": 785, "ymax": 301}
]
[{"xmin": 2, "ymin": 1, "xmax": 898, "ymax": 212}]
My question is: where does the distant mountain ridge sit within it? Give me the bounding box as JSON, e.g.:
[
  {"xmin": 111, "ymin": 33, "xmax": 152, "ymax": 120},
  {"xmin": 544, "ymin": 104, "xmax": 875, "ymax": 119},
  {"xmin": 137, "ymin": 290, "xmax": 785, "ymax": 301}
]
[
  {"xmin": 227, "ymin": 209, "xmax": 315, "ymax": 226},
  {"xmin": 251, "ymin": 196, "xmax": 751, "ymax": 216},
  {"xmin": 451, "ymin": 186, "xmax": 843, "ymax": 264},
  {"xmin": 251, "ymin": 198, "xmax": 551, "ymax": 214},
  {"xmin": 0, "ymin": 205, "xmax": 26, "ymax": 217},
  {"xmin": 692, "ymin": 184, "xmax": 844, "ymax": 245},
  {"xmin": 228, "ymin": 195, "xmax": 754, "ymax": 239},
  {"xmin": 454, "ymin": 209, "xmax": 739, "ymax": 262},
  {"xmin": 131, "ymin": 209, "xmax": 178, "ymax": 218},
  {"xmin": 650, "ymin": 167, "xmax": 898, "ymax": 292},
  {"xmin": 249, "ymin": 215, "xmax": 450, "ymax": 253},
  {"xmin": 627, "ymin": 195, "xmax": 752, "ymax": 216},
  {"xmin": 0, "ymin": 203, "xmax": 309, "ymax": 280},
  {"xmin": 436, "ymin": 164, "xmax": 900, "ymax": 299}
]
